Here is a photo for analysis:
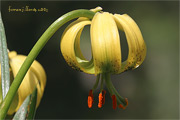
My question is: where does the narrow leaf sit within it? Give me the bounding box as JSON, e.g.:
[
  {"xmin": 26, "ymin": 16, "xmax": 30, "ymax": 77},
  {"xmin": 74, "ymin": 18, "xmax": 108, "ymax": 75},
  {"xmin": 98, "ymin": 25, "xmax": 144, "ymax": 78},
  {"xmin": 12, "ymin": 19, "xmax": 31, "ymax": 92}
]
[
  {"xmin": 12, "ymin": 95, "xmax": 31, "ymax": 120},
  {"xmin": 26, "ymin": 88, "xmax": 37, "ymax": 119},
  {"xmin": 12, "ymin": 88, "xmax": 37, "ymax": 120},
  {"xmin": 0, "ymin": 12, "xmax": 10, "ymax": 100},
  {"xmin": 0, "ymin": 32, "xmax": 2, "ymax": 105}
]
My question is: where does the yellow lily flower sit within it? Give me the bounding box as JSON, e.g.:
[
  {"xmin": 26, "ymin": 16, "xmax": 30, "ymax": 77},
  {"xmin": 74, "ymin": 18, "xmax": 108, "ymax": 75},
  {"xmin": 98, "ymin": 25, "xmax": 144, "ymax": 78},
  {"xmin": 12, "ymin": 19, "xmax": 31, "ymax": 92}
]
[
  {"xmin": 60, "ymin": 8, "xmax": 146, "ymax": 109},
  {"xmin": 0, "ymin": 51, "xmax": 46, "ymax": 115}
]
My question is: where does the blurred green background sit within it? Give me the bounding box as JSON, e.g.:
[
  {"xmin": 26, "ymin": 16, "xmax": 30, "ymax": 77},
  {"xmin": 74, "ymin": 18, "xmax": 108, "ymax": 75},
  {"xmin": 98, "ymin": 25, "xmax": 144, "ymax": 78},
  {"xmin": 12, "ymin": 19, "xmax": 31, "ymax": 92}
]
[{"xmin": 1, "ymin": 1, "xmax": 179, "ymax": 119}]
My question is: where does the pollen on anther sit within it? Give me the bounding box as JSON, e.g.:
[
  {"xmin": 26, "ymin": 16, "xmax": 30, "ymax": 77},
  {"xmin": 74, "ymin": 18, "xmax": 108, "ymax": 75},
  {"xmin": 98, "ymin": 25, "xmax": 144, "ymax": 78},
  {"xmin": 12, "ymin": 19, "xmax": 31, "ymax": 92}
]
[
  {"xmin": 98, "ymin": 93, "xmax": 103, "ymax": 108},
  {"xmin": 88, "ymin": 96, "xmax": 93, "ymax": 108},
  {"xmin": 112, "ymin": 95, "xmax": 117, "ymax": 109},
  {"xmin": 88, "ymin": 90, "xmax": 94, "ymax": 108}
]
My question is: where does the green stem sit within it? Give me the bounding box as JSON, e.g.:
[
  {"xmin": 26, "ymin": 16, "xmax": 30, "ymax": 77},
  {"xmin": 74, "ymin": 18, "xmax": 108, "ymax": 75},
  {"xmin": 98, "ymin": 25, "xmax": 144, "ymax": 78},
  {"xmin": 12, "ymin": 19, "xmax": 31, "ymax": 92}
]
[
  {"xmin": 92, "ymin": 74, "xmax": 100, "ymax": 92},
  {"xmin": 100, "ymin": 74, "xmax": 104, "ymax": 92},
  {"xmin": 0, "ymin": 9, "xmax": 95, "ymax": 119},
  {"xmin": 104, "ymin": 73, "xmax": 113, "ymax": 95}
]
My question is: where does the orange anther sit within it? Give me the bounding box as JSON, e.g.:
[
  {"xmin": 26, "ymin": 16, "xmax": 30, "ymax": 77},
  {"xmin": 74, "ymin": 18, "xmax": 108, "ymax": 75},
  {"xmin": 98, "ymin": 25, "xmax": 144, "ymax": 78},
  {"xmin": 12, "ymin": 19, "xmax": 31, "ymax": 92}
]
[
  {"xmin": 98, "ymin": 93, "xmax": 103, "ymax": 108},
  {"xmin": 118, "ymin": 98, "xmax": 128, "ymax": 109},
  {"xmin": 88, "ymin": 90, "xmax": 94, "ymax": 108},
  {"xmin": 119, "ymin": 104, "xmax": 125, "ymax": 109},
  {"xmin": 88, "ymin": 96, "xmax": 93, "ymax": 108},
  {"xmin": 112, "ymin": 95, "xmax": 117, "ymax": 109},
  {"xmin": 102, "ymin": 90, "xmax": 106, "ymax": 105}
]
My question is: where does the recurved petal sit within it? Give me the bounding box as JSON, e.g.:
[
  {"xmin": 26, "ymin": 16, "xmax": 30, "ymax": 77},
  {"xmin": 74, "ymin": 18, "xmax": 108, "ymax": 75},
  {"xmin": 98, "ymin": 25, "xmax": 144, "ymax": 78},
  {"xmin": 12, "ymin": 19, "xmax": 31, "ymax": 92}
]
[
  {"xmin": 9, "ymin": 53, "xmax": 46, "ymax": 112},
  {"xmin": 113, "ymin": 14, "xmax": 146, "ymax": 72},
  {"xmin": 121, "ymin": 14, "xmax": 146, "ymax": 65},
  {"xmin": 29, "ymin": 58, "xmax": 46, "ymax": 107},
  {"xmin": 61, "ymin": 19, "xmax": 95, "ymax": 74},
  {"xmin": 91, "ymin": 12, "xmax": 121, "ymax": 74},
  {"xmin": 9, "ymin": 56, "xmax": 34, "ymax": 111},
  {"xmin": 14, "ymin": 55, "xmax": 46, "ymax": 108}
]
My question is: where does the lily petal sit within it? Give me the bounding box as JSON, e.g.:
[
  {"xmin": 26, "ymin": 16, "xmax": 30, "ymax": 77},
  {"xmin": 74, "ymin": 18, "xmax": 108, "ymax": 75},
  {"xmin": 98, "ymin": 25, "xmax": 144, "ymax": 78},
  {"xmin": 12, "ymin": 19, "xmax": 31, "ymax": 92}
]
[
  {"xmin": 113, "ymin": 14, "xmax": 146, "ymax": 73},
  {"xmin": 61, "ymin": 19, "xmax": 95, "ymax": 74},
  {"xmin": 8, "ymin": 51, "xmax": 46, "ymax": 113},
  {"xmin": 13, "ymin": 55, "xmax": 46, "ymax": 109},
  {"xmin": 91, "ymin": 12, "xmax": 121, "ymax": 74}
]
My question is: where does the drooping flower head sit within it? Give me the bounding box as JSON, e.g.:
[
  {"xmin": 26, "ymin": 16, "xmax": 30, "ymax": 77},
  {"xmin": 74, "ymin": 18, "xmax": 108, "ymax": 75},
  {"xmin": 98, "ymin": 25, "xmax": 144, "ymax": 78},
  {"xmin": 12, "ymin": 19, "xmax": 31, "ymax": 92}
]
[
  {"xmin": 0, "ymin": 51, "xmax": 46, "ymax": 114},
  {"xmin": 60, "ymin": 7, "xmax": 146, "ymax": 109}
]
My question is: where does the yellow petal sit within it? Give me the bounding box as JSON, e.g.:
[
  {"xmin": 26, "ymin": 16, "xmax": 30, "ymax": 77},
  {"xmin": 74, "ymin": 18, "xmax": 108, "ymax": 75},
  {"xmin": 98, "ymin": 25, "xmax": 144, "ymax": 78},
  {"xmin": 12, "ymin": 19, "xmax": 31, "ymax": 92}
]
[
  {"xmin": 122, "ymin": 14, "xmax": 146, "ymax": 65},
  {"xmin": 29, "ymin": 60, "xmax": 46, "ymax": 107},
  {"xmin": 91, "ymin": 12, "xmax": 121, "ymax": 74},
  {"xmin": 8, "ymin": 51, "xmax": 46, "ymax": 113},
  {"xmin": 13, "ymin": 55, "xmax": 46, "ymax": 108},
  {"xmin": 113, "ymin": 14, "xmax": 146, "ymax": 72},
  {"xmin": 61, "ymin": 19, "xmax": 95, "ymax": 74}
]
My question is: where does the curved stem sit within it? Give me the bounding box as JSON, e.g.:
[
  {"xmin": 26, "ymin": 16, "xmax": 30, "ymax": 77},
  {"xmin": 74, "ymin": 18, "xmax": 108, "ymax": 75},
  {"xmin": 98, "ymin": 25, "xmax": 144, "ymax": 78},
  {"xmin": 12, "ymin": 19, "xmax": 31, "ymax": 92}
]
[{"xmin": 0, "ymin": 9, "xmax": 95, "ymax": 119}]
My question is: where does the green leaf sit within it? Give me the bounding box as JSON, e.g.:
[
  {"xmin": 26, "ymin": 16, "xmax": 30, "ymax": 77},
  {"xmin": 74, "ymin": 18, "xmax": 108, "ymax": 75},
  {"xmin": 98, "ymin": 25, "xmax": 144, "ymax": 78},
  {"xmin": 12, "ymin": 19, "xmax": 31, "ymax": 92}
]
[
  {"xmin": 26, "ymin": 88, "xmax": 37, "ymax": 119},
  {"xmin": 0, "ymin": 12, "xmax": 10, "ymax": 100},
  {"xmin": 0, "ymin": 33, "xmax": 2, "ymax": 105},
  {"xmin": 12, "ymin": 88, "xmax": 37, "ymax": 120},
  {"xmin": 12, "ymin": 95, "xmax": 31, "ymax": 120}
]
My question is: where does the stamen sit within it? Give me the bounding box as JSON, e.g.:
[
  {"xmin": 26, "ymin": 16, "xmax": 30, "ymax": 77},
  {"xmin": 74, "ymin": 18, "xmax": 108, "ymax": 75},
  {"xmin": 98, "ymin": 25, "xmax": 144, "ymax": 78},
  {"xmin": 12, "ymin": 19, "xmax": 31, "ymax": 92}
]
[
  {"xmin": 112, "ymin": 95, "xmax": 117, "ymax": 109},
  {"xmin": 88, "ymin": 96, "xmax": 93, "ymax": 108},
  {"xmin": 88, "ymin": 90, "xmax": 93, "ymax": 108},
  {"xmin": 92, "ymin": 74, "xmax": 100, "ymax": 91},
  {"xmin": 102, "ymin": 90, "xmax": 106, "ymax": 105},
  {"xmin": 98, "ymin": 89, "xmax": 106, "ymax": 108},
  {"xmin": 98, "ymin": 92, "xmax": 103, "ymax": 108},
  {"xmin": 89, "ymin": 89, "xmax": 93, "ymax": 97},
  {"xmin": 118, "ymin": 98, "xmax": 128, "ymax": 109}
]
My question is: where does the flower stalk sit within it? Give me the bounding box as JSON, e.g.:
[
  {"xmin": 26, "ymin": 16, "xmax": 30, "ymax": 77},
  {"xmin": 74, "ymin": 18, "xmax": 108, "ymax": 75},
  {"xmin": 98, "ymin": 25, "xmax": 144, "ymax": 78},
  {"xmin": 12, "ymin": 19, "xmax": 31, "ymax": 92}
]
[{"xmin": 0, "ymin": 9, "xmax": 96, "ymax": 119}]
